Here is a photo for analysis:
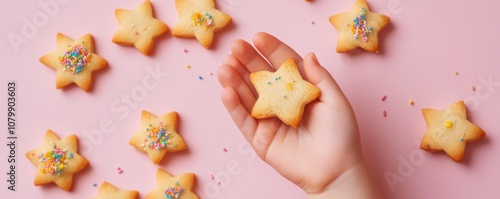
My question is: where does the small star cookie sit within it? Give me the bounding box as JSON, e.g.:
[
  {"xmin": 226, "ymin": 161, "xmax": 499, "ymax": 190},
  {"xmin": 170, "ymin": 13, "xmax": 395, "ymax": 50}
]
[
  {"xmin": 146, "ymin": 169, "xmax": 199, "ymax": 199},
  {"xmin": 25, "ymin": 130, "xmax": 89, "ymax": 191},
  {"xmin": 420, "ymin": 101, "xmax": 485, "ymax": 162},
  {"xmin": 92, "ymin": 181, "xmax": 139, "ymax": 199},
  {"xmin": 40, "ymin": 33, "xmax": 108, "ymax": 92},
  {"xmin": 112, "ymin": 0, "xmax": 170, "ymax": 55},
  {"xmin": 250, "ymin": 58, "xmax": 320, "ymax": 128},
  {"xmin": 172, "ymin": 0, "xmax": 232, "ymax": 48},
  {"xmin": 129, "ymin": 110, "xmax": 187, "ymax": 164},
  {"xmin": 329, "ymin": 0, "xmax": 390, "ymax": 53}
]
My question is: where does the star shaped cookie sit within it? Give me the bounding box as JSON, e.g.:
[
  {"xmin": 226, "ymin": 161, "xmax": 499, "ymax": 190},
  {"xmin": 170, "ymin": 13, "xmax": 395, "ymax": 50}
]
[
  {"xmin": 92, "ymin": 181, "xmax": 139, "ymax": 199},
  {"xmin": 172, "ymin": 0, "xmax": 232, "ymax": 48},
  {"xmin": 25, "ymin": 130, "xmax": 89, "ymax": 191},
  {"xmin": 146, "ymin": 169, "xmax": 199, "ymax": 199},
  {"xmin": 112, "ymin": 0, "xmax": 169, "ymax": 55},
  {"xmin": 40, "ymin": 33, "xmax": 108, "ymax": 92},
  {"xmin": 329, "ymin": 0, "xmax": 390, "ymax": 53},
  {"xmin": 130, "ymin": 110, "xmax": 187, "ymax": 164},
  {"xmin": 250, "ymin": 58, "xmax": 320, "ymax": 128},
  {"xmin": 420, "ymin": 101, "xmax": 485, "ymax": 162}
]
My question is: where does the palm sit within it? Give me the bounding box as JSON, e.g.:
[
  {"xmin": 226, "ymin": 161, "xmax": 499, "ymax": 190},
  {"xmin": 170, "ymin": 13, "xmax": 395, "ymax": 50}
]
[{"xmin": 218, "ymin": 33, "xmax": 363, "ymax": 194}]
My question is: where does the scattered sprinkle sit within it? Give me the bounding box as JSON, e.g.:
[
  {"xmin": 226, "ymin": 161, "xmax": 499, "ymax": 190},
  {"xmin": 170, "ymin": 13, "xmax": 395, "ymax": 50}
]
[
  {"xmin": 381, "ymin": 95, "xmax": 387, "ymax": 101},
  {"xmin": 218, "ymin": 181, "xmax": 221, "ymax": 185},
  {"xmin": 409, "ymin": 100, "xmax": 414, "ymax": 106},
  {"xmin": 351, "ymin": 7, "xmax": 372, "ymax": 43},
  {"xmin": 59, "ymin": 42, "xmax": 91, "ymax": 74},
  {"xmin": 165, "ymin": 182, "xmax": 184, "ymax": 199},
  {"xmin": 198, "ymin": 75, "xmax": 203, "ymax": 80},
  {"xmin": 134, "ymin": 31, "xmax": 139, "ymax": 35},
  {"xmin": 93, "ymin": 183, "xmax": 97, "ymax": 187},
  {"xmin": 223, "ymin": 148, "xmax": 228, "ymax": 152},
  {"xmin": 210, "ymin": 173, "xmax": 214, "ymax": 180},
  {"xmin": 210, "ymin": 72, "xmax": 213, "ymax": 76},
  {"xmin": 454, "ymin": 72, "xmax": 459, "ymax": 75},
  {"xmin": 472, "ymin": 85, "xmax": 476, "ymax": 92},
  {"xmin": 311, "ymin": 21, "xmax": 315, "ymax": 25},
  {"xmin": 185, "ymin": 64, "xmax": 191, "ymax": 69},
  {"xmin": 183, "ymin": 49, "xmax": 188, "ymax": 53},
  {"xmin": 445, "ymin": 121, "xmax": 453, "ymax": 129},
  {"xmin": 383, "ymin": 110, "xmax": 387, "ymax": 118},
  {"xmin": 286, "ymin": 82, "xmax": 293, "ymax": 90},
  {"xmin": 267, "ymin": 82, "xmax": 271, "ymax": 85},
  {"xmin": 37, "ymin": 144, "xmax": 69, "ymax": 176},
  {"xmin": 460, "ymin": 138, "xmax": 464, "ymax": 142}
]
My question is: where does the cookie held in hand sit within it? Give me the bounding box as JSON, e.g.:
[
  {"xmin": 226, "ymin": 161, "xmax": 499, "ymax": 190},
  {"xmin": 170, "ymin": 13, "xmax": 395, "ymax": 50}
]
[
  {"xmin": 25, "ymin": 130, "xmax": 89, "ymax": 191},
  {"xmin": 250, "ymin": 58, "xmax": 320, "ymax": 128},
  {"xmin": 112, "ymin": 0, "xmax": 169, "ymax": 55},
  {"xmin": 329, "ymin": 0, "xmax": 390, "ymax": 53},
  {"xmin": 420, "ymin": 101, "xmax": 485, "ymax": 162},
  {"xmin": 130, "ymin": 110, "xmax": 187, "ymax": 164},
  {"xmin": 40, "ymin": 33, "xmax": 108, "ymax": 92}
]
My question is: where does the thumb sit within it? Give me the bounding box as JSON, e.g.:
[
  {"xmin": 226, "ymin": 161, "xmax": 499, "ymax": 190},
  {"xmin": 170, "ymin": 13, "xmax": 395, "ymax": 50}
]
[{"xmin": 304, "ymin": 52, "xmax": 349, "ymax": 105}]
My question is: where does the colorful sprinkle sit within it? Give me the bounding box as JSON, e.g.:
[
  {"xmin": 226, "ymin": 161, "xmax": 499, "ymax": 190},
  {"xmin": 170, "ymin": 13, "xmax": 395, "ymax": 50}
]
[
  {"xmin": 198, "ymin": 75, "xmax": 203, "ymax": 80},
  {"xmin": 409, "ymin": 100, "xmax": 414, "ymax": 106},
  {"xmin": 165, "ymin": 182, "xmax": 184, "ymax": 199},
  {"xmin": 142, "ymin": 122, "xmax": 172, "ymax": 150},
  {"xmin": 223, "ymin": 148, "xmax": 228, "ymax": 152},
  {"xmin": 59, "ymin": 42, "xmax": 91, "ymax": 74},
  {"xmin": 311, "ymin": 21, "xmax": 315, "ymax": 25},
  {"xmin": 37, "ymin": 144, "xmax": 69, "ymax": 176},
  {"xmin": 381, "ymin": 95, "xmax": 387, "ymax": 101},
  {"xmin": 93, "ymin": 183, "xmax": 97, "ymax": 187},
  {"xmin": 210, "ymin": 173, "xmax": 215, "ymax": 180},
  {"xmin": 267, "ymin": 82, "xmax": 271, "ymax": 85},
  {"xmin": 286, "ymin": 82, "xmax": 293, "ymax": 90},
  {"xmin": 192, "ymin": 11, "xmax": 213, "ymax": 29},
  {"xmin": 186, "ymin": 64, "xmax": 191, "ymax": 69},
  {"xmin": 460, "ymin": 137, "xmax": 464, "ymax": 142},
  {"xmin": 454, "ymin": 72, "xmax": 459, "ymax": 75},
  {"xmin": 383, "ymin": 110, "xmax": 387, "ymax": 118},
  {"xmin": 445, "ymin": 121, "xmax": 453, "ymax": 129},
  {"xmin": 472, "ymin": 85, "xmax": 476, "ymax": 92},
  {"xmin": 351, "ymin": 8, "xmax": 372, "ymax": 43},
  {"xmin": 183, "ymin": 49, "xmax": 188, "ymax": 53}
]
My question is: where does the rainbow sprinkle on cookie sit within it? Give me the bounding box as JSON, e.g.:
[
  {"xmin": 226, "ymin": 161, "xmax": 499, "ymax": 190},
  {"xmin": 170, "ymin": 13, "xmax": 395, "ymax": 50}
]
[
  {"xmin": 37, "ymin": 143, "xmax": 72, "ymax": 176},
  {"xmin": 351, "ymin": 8, "xmax": 373, "ymax": 43},
  {"xmin": 142, "ymin": 122, "xmax": 173, "ymax": 150},
  {"xmin": 59, "ymin": 42, "xmax": 91, "ymax": 74},
  {"xmin": 164, "ymin": 182, "xmax": 184, "ymax": 199},
  {"xmin": 191, "ymin": 11, "xmax": 213, "ymax": 28}
]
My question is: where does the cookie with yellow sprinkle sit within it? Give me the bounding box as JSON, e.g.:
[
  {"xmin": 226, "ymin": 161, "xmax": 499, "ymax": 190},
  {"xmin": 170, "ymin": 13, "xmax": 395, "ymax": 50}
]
[
  {"xmin": 25, "ymin": 130, "xmax": 89, "ymax": 191},
  {"xmin": 145, "ymin": 169, "xmax": 199, "ymax": 199},
  {"xmin": 250, "ymin": 58, "xmax": 320, "ymax": 128},
  {"xmin": 129, "ymin": 110, "xmax": 187, "ymax": 164},
  {"xmin": 172, "ymin": 0, "xmax": 232, "ymax": 48},
  {"xmin": 92, "ymin": 181, "xmax": 139, "ymax": 199},
  {"xmin": 112, "ymin": 0, "xmax": 169, "ymax": 55},
  {"xmin": 329, "ymin": 0, "xmax": 390, "ymax": 53},
  {"xmin": 40, "ymin": 33, "xmax": 108, "ymax": 92},
  {"xmin": 420, "ymin": 101, "xmax": 485, "ymax": 162}
]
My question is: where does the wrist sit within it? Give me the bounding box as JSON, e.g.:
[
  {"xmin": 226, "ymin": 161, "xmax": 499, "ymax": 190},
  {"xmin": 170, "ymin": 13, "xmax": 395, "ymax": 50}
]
[{"xmin": 307, "ymin": 161, "xmax": 382, "ymax": 199}]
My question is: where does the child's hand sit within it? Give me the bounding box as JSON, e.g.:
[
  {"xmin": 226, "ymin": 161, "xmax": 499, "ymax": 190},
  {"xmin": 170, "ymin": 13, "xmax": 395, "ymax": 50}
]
[{"xmin": 217, "ymin": 32, "xmax": 380, "ymax": 198}]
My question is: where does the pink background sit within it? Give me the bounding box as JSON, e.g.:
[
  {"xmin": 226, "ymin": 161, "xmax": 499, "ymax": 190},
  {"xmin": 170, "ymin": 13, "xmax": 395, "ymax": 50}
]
[{"xmin": 1, "ymin": 0, "xmax": 499, "ymax": 198}]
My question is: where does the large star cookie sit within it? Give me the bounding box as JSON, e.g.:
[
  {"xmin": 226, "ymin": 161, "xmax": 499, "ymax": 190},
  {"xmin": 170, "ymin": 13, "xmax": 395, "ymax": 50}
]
[
  {"xmin": 112, "ymin": 0, "xmax": 169, "ymax": 55},
  {"xmin": 40, "ymin": 33, "xmax": 108, "ymax": 92},
  {"xmin": 329, "ymin": 0, "xmax": 390, "ymax": 53},
  {"xmin": 172, "ymin": 0, "xmax": 232, "ymax": 48},
  {"xmin": 130, "ymin": 110, "xmax": 187, "ymax": 164},
  {"xmin": 420, "ymin": 101, "xmax": 485, "ymax": 162},
  {"xmin": 146, "ymin": 169, "xmax": 199, "ymax": 199},
  {"xmin": 25, "ymin": 130, "xmax": 89, "ymax": 191},
  {"xmin": 92, "ymin": 181, "xmax": 139, "ymax": 199},
  {"xmin": 250, "ymin": 58, "xmax": 320, "ymax": 128}
]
